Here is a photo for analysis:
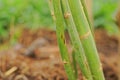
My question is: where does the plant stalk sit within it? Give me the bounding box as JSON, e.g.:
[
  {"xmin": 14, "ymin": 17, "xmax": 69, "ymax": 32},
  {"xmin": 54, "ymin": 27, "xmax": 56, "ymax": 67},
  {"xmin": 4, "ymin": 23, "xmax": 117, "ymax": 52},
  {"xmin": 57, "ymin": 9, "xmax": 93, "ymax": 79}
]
[
  {"xmin": 51, "ymin": 0, "xmax": 76, "ymax": 80},
  {"xmin": 67, "ymin": 0, "xmax": 105, "ymax": 80},
  {"xmin": 80, "ymin": 0, "xmax": 93, "ymax": 33},
  {"xmin": 72, "ymin": 51, "xmax": 78, "ymax": 78},
  {"xmin": 60, "ymin": 0, "xmax": 93, "ymax": 79}
]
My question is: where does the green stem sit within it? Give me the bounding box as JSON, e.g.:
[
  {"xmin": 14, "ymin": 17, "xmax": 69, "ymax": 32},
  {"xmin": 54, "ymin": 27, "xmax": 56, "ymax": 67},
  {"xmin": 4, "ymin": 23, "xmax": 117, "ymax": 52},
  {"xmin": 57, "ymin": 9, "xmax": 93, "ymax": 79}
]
[
  {"xmin": 48, "ymin": 0, "xmax": 56, "ymax": 21},
  {"xmin": 67, "ymin": 0, "xmax": 105, "ymax": 80},
  {"xmin": 80, "ymin": 0, "xmax": 93, "ymax": 33},
  {"xmin": 52, "ymin": 0, "xmax": 76, "ymax": 80},
  {"xmin": 60, "ymin": 0, "xmax": 93, "ymax": 80},
  {"xmin": 72, "ymin": 51, "xmax": 78, "ymax": 78}
]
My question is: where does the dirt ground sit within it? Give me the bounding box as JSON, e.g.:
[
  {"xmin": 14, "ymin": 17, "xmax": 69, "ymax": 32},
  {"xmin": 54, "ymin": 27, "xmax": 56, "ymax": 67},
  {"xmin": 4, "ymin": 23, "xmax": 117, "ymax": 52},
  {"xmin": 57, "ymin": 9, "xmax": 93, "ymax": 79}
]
[{"xmin": 0, "ymin": 28, "xmax": 120, "ymax": 80}]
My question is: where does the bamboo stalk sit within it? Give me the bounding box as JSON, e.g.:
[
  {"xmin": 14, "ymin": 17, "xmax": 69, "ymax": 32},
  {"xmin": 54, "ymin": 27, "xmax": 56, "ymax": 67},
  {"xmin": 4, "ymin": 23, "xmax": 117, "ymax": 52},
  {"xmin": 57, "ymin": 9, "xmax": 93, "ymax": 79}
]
[
  {"xmin": 51, "ymin": 0, "xmax": 76, "ymax": 80},
  {"xmin": 67, "ymin": 0, "xmax": 105, "ymax": 80},
  {"xmin": 60, "ymin": 0, "xmax": 93, "ymax": 79}
]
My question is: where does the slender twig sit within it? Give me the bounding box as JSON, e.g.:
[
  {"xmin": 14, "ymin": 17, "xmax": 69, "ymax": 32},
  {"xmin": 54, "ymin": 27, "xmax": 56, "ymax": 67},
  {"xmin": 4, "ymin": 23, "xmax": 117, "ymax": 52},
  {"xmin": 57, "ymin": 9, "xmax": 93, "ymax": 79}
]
[{"xmin": 4, "ymin": 66, "xmax": 18, "ymax": 77}]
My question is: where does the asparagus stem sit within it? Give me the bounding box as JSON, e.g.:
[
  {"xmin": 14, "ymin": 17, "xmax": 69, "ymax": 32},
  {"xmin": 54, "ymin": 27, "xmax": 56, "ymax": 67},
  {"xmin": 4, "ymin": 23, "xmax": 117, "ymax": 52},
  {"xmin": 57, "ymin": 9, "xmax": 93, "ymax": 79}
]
[
  {"xmin": 48, "ymin": 0, "xmax": 55, "ymax": 21},
  {"xmin": 67, "ymin": 0, "xmax": 105, "ymax": 80},
  {"xmin": 51, "ymin": 0, "xmax": 76, "ymax": 80},
  {"xmin": 80, "ymin": 0, "xmax": 93, "ymax": 33},
  {"xmin": 72, "ymin": 52, "xmax": 78, "ymax": 78},
  {"xmin": 60, "ymin": 0, "xmax": 93, "ymax": 79}
]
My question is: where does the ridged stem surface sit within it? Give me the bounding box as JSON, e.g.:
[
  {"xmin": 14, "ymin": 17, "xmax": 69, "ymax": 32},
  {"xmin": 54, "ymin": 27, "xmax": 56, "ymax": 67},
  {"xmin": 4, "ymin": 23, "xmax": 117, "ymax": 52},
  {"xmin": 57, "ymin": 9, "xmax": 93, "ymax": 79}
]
[
  {"xmin": 52, "ymin": 0, "xmax": 76, "ymax": 80},
  {"xmin": 67, "ymin": 0, "xmax": 105, "ymax": 80}
]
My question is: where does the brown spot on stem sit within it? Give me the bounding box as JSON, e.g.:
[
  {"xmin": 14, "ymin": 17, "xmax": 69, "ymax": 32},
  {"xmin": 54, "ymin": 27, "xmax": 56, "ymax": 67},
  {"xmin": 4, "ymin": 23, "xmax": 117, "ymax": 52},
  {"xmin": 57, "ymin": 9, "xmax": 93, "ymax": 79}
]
[
  {"xmin": 83, "ymin": 76, "xmax": 87, "ymax": 80},
  {"xmin": 99, "ymin": 63, "xmax": 103, "ymax": 71},
  {"xmin": 51, "ymin": 12, "xmax": 54, "ymax": 16},
  {"xmin": 84, "ymin": 60, "xmax": 89, "ymax": 69},
  {"xmin": 51, "ymin": 11, "xmax": 56, "ymax": 21},
  {"xmin": 61, "ymin": 35, "xmax": 66, "ymax": 44},
  {"xmin": 63, "ymin": 60, "xmax": 68, "ymax": 64},
  {"xmin": 64, "ymin": 12, "xmax": 71, "ymax": 19},
  {"xmin": 49, "ymin": 0, "xmax": 52, "ymax": 2},
  {"xmin": 80, "ymin": 31, "xmax": 91, "ymax": 40}
]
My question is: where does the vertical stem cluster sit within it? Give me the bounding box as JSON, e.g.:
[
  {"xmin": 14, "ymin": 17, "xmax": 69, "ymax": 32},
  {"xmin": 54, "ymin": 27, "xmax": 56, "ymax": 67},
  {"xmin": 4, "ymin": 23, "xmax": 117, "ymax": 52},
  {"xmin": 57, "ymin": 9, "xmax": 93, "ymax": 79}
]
[
  {"xmin": 48, "ymin": 0, "xmax": 105, "ymax": 80},
  {"xmin": 50, "ymin": 0, "xmax": 76, "ymax": 80},
  {"xmin": 67, "ymin": 0, "xmax": 105, "ymax": 79},
  {"xmin": 60, "ymin": 0, "xmax": 92, "ymax": 79}
]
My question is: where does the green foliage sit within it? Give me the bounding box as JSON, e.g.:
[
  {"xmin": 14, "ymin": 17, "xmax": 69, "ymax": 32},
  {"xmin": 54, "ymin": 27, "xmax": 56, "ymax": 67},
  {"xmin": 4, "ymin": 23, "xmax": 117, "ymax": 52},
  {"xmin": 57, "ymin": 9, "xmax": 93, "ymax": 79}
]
[
  {"xmin": 0, "ymin": 0, "xmax": 53, "ymax": 40},
  {"xmin": 0, "ymin": 0, "xmax": 53, "ymax": 26},
  {"xmin": 93, "ymin": 0, "xmax": 119, "ymax": 34}
]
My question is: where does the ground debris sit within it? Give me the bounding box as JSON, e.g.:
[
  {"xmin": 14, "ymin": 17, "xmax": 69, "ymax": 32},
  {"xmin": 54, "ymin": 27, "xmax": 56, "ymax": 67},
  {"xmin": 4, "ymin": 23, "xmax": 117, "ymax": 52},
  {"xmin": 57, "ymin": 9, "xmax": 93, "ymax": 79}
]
[{"xmin": 0, "ymin": 29, "xmax": 120, "ymax": 80}]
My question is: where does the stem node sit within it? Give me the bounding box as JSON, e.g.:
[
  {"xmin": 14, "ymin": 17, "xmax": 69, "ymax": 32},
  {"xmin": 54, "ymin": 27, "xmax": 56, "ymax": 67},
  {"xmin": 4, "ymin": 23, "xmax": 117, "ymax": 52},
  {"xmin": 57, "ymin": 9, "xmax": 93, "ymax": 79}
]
[
  {"xmin": 64, "ymin": 12, "xmax": 71, "ymax": 19},
  {"xmin": 80, "ymin": 31, "xmax": 90, "ymax": 40}
]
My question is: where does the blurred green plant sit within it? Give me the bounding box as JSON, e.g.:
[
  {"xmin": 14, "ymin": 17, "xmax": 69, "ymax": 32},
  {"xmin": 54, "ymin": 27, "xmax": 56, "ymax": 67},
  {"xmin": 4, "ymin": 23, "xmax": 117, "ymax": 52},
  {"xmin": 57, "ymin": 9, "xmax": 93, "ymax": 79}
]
[
  {"xmin": 0, "ymin": 0, "xmax": 53, "ymax": 43},
  {"xmin": 93, "ymin": 0, "xmax": 119, "ymax": 35},
  {"xmin": 0, "ymin": 0, "xmax": 119, "ymax": 44}
]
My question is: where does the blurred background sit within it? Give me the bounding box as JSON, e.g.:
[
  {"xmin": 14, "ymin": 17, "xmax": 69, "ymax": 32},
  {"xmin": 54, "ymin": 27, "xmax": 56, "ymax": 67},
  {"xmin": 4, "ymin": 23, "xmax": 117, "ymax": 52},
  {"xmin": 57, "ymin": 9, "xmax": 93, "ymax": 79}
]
[
  {"xmin": 0, "ymin": 0, "xmax": 120, "ymax": 80},
  {"xmin": 0, "ymin": 0, "xmax": 53, "ymax": 47},
  {"xmin": 0, "ymin": 0, "xmax": 119, "ymax": 47}
]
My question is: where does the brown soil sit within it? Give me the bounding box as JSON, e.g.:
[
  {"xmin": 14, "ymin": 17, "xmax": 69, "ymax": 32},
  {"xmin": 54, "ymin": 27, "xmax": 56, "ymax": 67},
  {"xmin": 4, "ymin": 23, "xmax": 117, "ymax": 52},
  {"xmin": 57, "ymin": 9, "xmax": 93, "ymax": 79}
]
[{"xmin": 0, "ymin": 28, "xmax": 120, "ymax": 80}]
